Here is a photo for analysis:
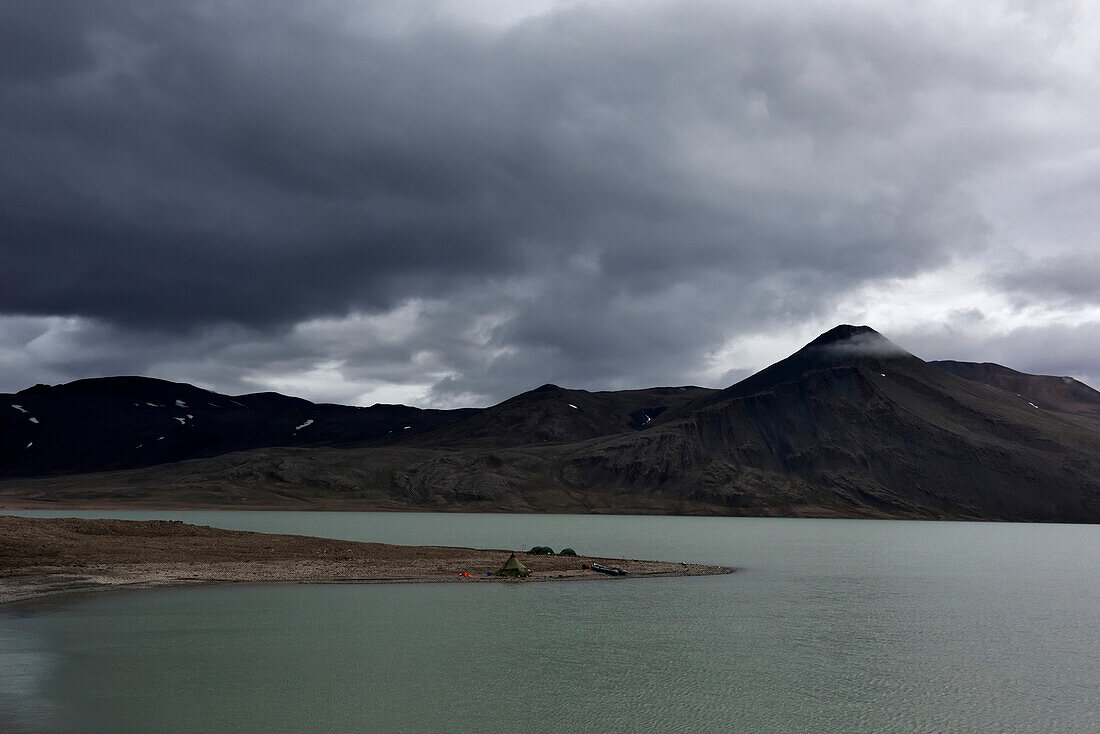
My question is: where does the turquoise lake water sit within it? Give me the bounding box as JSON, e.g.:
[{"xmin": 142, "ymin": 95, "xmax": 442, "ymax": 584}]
[{"xmin": 2, "ymin": 511, "xmax": 1098, "ymax": 733}]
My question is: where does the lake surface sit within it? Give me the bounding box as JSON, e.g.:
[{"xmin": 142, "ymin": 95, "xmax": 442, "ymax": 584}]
[{"xmin": 2, "ymin": 511, "xmax": 1098, "ymax": 733}]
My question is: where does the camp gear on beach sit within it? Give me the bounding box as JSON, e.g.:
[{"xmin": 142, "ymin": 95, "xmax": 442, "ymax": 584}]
[
  {"xmin": 496, "ymin": 553, "xmax": 531, "ymax": 578},
  {"xmin": 529, "ymin": 546, "xmax": 554, "ymax": 555}
]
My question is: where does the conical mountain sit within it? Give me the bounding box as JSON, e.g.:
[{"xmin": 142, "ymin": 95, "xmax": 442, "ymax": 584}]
[
  {"xmin": 562, "ymin": 326, "xmax": 1100, "ymax": 521},
  {"xmin": 703, "ymin": 324, "xmax": 916, "ymax": 404}
]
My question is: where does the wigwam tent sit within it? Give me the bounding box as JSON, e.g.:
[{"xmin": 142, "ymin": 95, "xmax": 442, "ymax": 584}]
[{"xmin": 496, "ymin": 553, "xmax": 531, "ymax": 578}]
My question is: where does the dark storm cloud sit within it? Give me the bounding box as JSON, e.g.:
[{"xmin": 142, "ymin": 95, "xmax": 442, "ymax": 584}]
[
  {"xmin": 1, "ymin": 0, "xmax": 1094, "ymax": 404},
  {"xmin": 0, "ymin": 1, "xmax": 986, "ymax": 322}
]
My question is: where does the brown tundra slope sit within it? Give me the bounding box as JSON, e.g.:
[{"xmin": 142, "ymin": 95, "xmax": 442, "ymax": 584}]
[{"xmin": 3, "ymin": 326, "xmax": 1099, "ymax": 522}]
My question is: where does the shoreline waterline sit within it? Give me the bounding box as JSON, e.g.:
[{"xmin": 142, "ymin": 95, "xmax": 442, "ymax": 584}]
[{"xmin": 0, "ymin": 515, "xmax": 732, "ymax": 605}]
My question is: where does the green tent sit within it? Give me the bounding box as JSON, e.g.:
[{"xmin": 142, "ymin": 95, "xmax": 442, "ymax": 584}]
[
  {"xmin": 529, "ymin": 545, "xmax": 554, "ymax": 555},
  {"xmin": 497, "ymin": 552, "xmax": 531, "ymax": 578},
  {"xmin": 558, "ymin": 548, "xmax": 577, "ymax": 556}
]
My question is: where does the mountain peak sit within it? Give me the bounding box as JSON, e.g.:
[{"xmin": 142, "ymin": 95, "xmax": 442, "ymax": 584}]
[
  {"xmin": 701, "ymin": 325, "xmax": 915, "ymax": 403},
  {"xmin": 806, "ymin": 324, "xmax": 880, "ymax": 346},
  {"xmin": 799, "ymin": 324, "xmax": 909, "ymax": 360}
]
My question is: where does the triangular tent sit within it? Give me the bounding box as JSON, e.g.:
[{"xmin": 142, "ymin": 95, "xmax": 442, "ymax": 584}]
[{"xmin": 496, "ymin": 552, "xmax": 531, "ymax": 578}]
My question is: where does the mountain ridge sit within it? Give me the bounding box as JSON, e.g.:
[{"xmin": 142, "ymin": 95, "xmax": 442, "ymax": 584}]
[
  {"xmin": 1, "ymin": 376, "xmax": 479, "ymax": 478},
  {"xmin": 2, "ymin": 327, "xmax": 1099, "ymax": 522}
]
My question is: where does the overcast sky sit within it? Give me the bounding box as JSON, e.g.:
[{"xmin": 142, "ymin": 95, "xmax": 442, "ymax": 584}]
[{"xmin": 2, "ymin": 0, "xmax": 1098, "ymax": 407}]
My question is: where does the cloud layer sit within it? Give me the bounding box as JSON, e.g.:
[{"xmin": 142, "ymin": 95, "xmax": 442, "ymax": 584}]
[{"xmin": 2, "ymin": 0, "xmax": 1098, "ymax": 405}]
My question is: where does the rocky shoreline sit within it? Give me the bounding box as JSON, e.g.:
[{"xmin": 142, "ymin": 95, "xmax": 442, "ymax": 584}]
[{"xmin": 0, "ymin": 515, "xmax": 732, "ymax": 605}]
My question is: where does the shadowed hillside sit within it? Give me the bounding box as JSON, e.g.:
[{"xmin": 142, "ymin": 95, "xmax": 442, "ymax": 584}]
[
  {"xmin": 555, "ymin": 326, "xmax": 1100, "ymax": 521},
  {"xmin": 3, "ymin": 327, "xmax": 1099, "ymax": 522},
  {"xmin": 932, "ymin": 361, "xmax": 1100, "ymax": 426},
  {"xmin": 407, "ymin": 383, "xmax": 716, "ymax": 447},
  {"xmin": 0, "ymin": 376, "xmax": 477, "ymax": 477}
]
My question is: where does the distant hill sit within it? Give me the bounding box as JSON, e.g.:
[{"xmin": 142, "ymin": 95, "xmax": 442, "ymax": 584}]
[
  {"xmin": 0, "ymin": 376, "xmax": 477, "ymax": 477},
  {"xmin": 2, "ymin": 327, "xmax": 1099, "ymax": 522},
  {"xmin": 931, "ymin": 361, "xmax": 1100, "ymax": 425},
  {"xmin": 409, "ymin": 383, "xmax": 716, "ymax": 447}
]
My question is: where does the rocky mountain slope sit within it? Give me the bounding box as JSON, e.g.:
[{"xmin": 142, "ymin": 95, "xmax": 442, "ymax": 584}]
[
  {"xmin": 552, "ymin": 326, "xmax": 1100, "ymax": 521},
  {"xmin": 932, "ymin": 360, "xmax": 1100, "ymax": 426},
  {"xmin": 3, "ymin": 326, "xmax": 1099, "ymax": 522}
]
